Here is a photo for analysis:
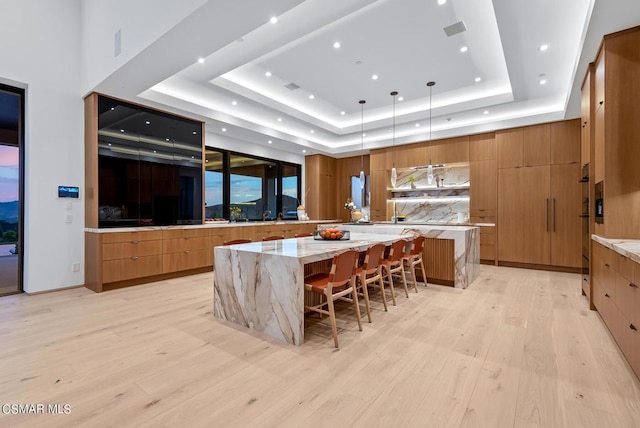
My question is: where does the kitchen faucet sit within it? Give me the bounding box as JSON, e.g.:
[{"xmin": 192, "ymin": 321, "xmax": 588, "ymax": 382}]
[
  {"xmin": 277, "ymin": 212, "xmax": 283, "ymax": 220},
  {"xmin": 262, "ymin": 209, "xmax": 271, "ymax": 221}
]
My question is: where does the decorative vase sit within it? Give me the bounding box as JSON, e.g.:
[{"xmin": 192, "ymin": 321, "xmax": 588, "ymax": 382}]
[{"xmin": 350, "ymin": 209, "xmax": 362, "ymax": 223}]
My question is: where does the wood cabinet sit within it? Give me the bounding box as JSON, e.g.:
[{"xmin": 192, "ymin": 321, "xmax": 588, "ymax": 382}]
[
  {"xmin": 162, "ymin": 229, "xmax": 211, "ymax": 274},
  {"xmin": 523, "ymin": 124, "xmax": 550, "ymax": 167},
  {"xmin": 496, "ymin": 128, "xmax": 523, "ymax": 169},
  {"xmin": 551, "ymin": 120, "xmax": 581, "ymax": 165},
  {"xmin": 470, "ymin": 160, "xmax": 497, "ymax": 211},
  {"xmin": 469, "ymin": 133, "xmax": 496, "ymax": 161},
  {"xmin": 550, "ymin": 163, "xmax": 582, "ymax": 267},
  {"xmin": 581, "ymin": 67, "xmax": 592, "ymax": 167},
  {"xmin": 591, "ymin": 240, "xmax": 640, "ymax": 379},
  {"xmin": 305, "ymin": 154, "xmax": 337, "ymax": 221},
  {"xmin": 430, "ymin": 136, "xmax": 469, "ymax": 165}
]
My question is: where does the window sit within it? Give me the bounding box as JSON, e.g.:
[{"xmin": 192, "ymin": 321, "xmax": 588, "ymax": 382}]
[{"xmin": 204, "ymin": 147, "xmax": 301, "ymax": 221}]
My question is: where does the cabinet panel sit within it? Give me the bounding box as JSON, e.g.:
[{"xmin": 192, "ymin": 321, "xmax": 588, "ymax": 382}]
[
  {"xmin": 469, "ymin": 133, "xmax": 496, "ymax": 161},
  {"xmin": 102, "ymin": 230, "xmax": 163, "ymax": 244},
  {"xmin": 550, "ymin": 163, "xmax": 581, "ymax": 268},
  {"xmin": 617, "ymin": 270, "xmax": 640, "ymax": 330},
  {"xmin": 480, "ymin": 244, "xmax": 495, "ymax": 261},
  {"xmin": 370, "ymin": 172, "xmax": 390, "ymax": 221},
  {"xmin": 470, "ymin": 160, "xmax": 497, "ymax": 210},
  {"xmin": 163, "ymin": 249, "xmax": 210, "ymax": 273},
  {"xmin": 102, "ymin": 255, "xmax": 163, "ymax": 283},
  {"xmin": 162, "ymin": 236, "xmax": 209, "ymax": 254},
  {"xmin": 497, "ymin": 128, "xmax": 523, "ymax": 169},
  {"xmin": 551, "ymin": 119, "xmax": 581, "ymax": 165},
  {"xmin": 498, "ymin": 166, "xmax": 550, "ymax": 264},
  {"xmin": 523, "ymin": 124, "xmax": 550, "ymax": 167},
  {"xmin": 102, "ymin": 240, "xmax": 162, "ymax": 261},
  {"xmin": 581, "ymin": 69, "xmax": 592, "ymax": 167},
  {"xmin": 432, "ymin": 136, "xmax": 469, "ymax": 164}
]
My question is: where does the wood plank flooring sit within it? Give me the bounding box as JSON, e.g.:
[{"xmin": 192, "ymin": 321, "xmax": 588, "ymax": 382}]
[{"xmin": 0, "ymin": 265, "xmax": 639, "ymax": 427}]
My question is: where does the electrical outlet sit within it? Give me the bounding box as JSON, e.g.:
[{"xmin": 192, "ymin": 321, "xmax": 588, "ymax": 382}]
[{"xmin": 72, "ymin": 262, "xmax": 80, "ymax": 272}]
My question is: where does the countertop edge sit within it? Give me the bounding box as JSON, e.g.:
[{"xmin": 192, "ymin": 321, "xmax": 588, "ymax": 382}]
[
  {"xmin": 592, "ymin": 234, "xmax": 640, "ymax": 264},
  {"xmin": 85, "ymin": 219, "xmax": 338, "ymax": 233}
]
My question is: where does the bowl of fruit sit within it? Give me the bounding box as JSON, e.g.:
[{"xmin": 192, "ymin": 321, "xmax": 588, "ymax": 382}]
[{"xmin": 314, "ymin": 228, "xmax": 350, "ymax": 241}]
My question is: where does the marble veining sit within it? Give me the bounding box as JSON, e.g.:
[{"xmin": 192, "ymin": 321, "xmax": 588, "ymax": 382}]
[
  {"xmin": 338, "ymin": 224, "xmax": 479, "ymax": 290},
  {"xmin": 214, "ymin": 232, "xmax": 406, "ymax": 345},
  {"xmin": 592, "ymin": 235, "xmax": 640, "ymax": 265},
  {"xmin": 390, "ymin": 165, "xmax": 470, "ymax": 223}
]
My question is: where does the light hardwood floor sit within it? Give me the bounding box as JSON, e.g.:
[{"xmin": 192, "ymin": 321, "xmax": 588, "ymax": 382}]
[{"xmin": 1, "ymin": 265, "xmax": 639, "ymax": 427}]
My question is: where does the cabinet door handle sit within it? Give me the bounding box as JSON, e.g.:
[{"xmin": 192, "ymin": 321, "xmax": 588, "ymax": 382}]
[
  {"xmin": 184, "ymin": 237, "xmax": 190, "ymax": 240},
  {"xmin": 184, "ymin": 250, "xmax": 191, "ymax": 254},
  {"xmin": 599, "ymin": 100, "xmax": 604, "ymax": 105},
  {"xmin": 605, "ymin": 293, "xmax": 610, "ymax": 298},
  {"xmin": 546, "ymin": 199, "xmax": 549, "ymax": 232},
  {"xmin": 131, "ymin": 256, "xmax": 139, "ymax": 260},
  {"xmin": 131, "ymin": 240, "xmax": 139, "ymax": 244},
  {"xmin": 630, "ymin": 283, "xmax": 638, "ymax": 289},
  {"xmin": 631, "ymin": 324, "xmax": 638, "ymax": 331},
  {"xmin": 604, "ymin": 263, "xmax": 610, "ymax": 268},
  {"xmin": 552, "ymin": 198, "xmax": 556, "ymax": 232}
]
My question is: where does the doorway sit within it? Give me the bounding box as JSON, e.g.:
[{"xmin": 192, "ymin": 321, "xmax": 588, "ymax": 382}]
[{"xmin": 0, "ymin": 83, "xmax": 24, "ymax": 296}]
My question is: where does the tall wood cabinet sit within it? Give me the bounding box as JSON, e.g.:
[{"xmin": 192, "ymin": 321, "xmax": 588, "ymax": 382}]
[
  {"xmin": 470, "ymin": 133, "xmax": 497, "ymax": 263},
  {"xmin": 498, "ymin": 120, "xmax": 581, "ymax": 268}
]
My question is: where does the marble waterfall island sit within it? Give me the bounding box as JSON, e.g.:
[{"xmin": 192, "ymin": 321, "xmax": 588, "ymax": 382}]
[
  {"xmin": 338, "ymin": 223, "xmax": 479, "ymax": 289},
  {"xmin": 213, "ymin": 232, "xmax": 405, "ymax": 346}
]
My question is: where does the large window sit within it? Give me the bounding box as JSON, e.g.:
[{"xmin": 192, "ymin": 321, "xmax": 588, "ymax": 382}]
[{"xmin": 205, "ymin": 148, "xmax": 301, "ymax": 221}]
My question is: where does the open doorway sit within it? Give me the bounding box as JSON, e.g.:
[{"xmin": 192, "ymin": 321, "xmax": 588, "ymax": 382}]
[{"xmin": 0, "ymin": 83, "xmax": 24, "ymax": 296}]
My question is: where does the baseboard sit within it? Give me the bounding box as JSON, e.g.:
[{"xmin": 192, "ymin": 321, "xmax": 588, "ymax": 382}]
[
  {"xmin": 497, "ymin": 261, "xmax": 581, "ymax": 274},
  {"xmin": 100, "ymin": 266, "xmax": 213, "ymax": 292}
]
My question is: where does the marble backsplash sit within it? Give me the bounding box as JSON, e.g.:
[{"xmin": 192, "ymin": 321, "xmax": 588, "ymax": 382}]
[{"xmin": 391, "ymin": 164, "xmax": 470, "ymax": 223}]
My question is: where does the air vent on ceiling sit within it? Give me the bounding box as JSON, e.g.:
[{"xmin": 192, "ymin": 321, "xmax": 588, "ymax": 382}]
[
  {"xmin": 443, "ymin": 21, "xmax": 467, "ymax": 37},
  {"xmin": 285, "ymin": 83, "xmax": 300, "ymax": 90}
]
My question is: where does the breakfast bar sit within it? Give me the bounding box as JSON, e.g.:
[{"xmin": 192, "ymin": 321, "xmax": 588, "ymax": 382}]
[{"xmin": 213, "ymin": 232, "xmax": 405, "ymax": 345}]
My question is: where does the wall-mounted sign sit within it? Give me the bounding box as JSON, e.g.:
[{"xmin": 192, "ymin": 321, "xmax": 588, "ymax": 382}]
[{"xmin": 58, "ymin": 186, "xmax": 80, "ymax": 199}]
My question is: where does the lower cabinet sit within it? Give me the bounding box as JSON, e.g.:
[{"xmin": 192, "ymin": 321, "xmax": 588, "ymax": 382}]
[
  {"xmin": 591, "ymin": 240, "xmax": 640, "ymax": 379},
  {"xmin": 86, "ymin": 223, "xmax": 319, "ymax": 292}
]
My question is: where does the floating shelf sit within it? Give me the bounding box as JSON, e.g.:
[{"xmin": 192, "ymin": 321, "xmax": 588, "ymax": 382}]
[{"xmin": 388, "ymin": 184, "xmax": 470, "ymax": 192}]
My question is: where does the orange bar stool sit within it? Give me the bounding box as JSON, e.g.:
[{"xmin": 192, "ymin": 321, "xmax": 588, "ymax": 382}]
[
  {"xmin": 262, "ymin": 235, "xmax": 285, "ymax": 241},
  {"xmin": 402, "ymin": 235, "xmax": 427, "ymax": 292},
  {"xmin": 381, "ymin": 239, "xmax": 409, "ymax": 301},
  {"xmin": 304, "ymin": 249, "xmax": 362, "ymax": 348},
  {"xmin": 356, "ymin": 243, "xmax": 389, "ymax": 313},
  {"xmin": 223, "ymin": 239, "xmax": 252, "ymax": 245}
]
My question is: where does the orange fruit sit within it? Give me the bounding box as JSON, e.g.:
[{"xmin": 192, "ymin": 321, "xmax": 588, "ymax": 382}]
[{"xmin": 330, "ymin": 232, "xmax": 337, "ymax": 239}]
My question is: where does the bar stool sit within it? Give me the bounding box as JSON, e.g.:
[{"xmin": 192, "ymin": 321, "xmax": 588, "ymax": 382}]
[
  {"xmin": 223, "ymin": 239, "xmax": 252, "ymax": 245},
  {"xmin": 356, "ymin": 243, "xmax": 387, "ymax": 313},
  {"xmin": 304, "ymin": 249, "xmax": 362, "ymax": 348},
  {"xmin": 294, "ymin": 232, "xmax": 313, "ymax": 238},
  {"xmin": 402, "ymin": 235, "xmax": 427, "ymax": 292},
  {"xmin": 262, "ymin": 235, "xmax": 285, "ymax": 241},
  {"xmin": 381, "ymin": 238, "xmax": 409, "ymax": 301}
]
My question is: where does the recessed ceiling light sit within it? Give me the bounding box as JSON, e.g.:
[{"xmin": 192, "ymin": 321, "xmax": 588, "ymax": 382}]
[
  {"xmin": 302, "ymin": 149, "xmax": 307, "ymax": 153},
  {"xmin": 166, "ymin": 138, "xmax": 170, "ymax": 141},
  {"xmin": 333, "ymin": 41, "xmax": 341, "ymax": 49},
  {"xmin": 340, "ymin": 111, "xmax": 346, "ymax": 115},
  {"xmin": 438, "ymin": 0, "xmax": 447, "ymax": 4},
  {"xmin": 539, "ymin": 44, "xmax": 549, "ymax": 52},
  {"xmin": 268, "ymin": 140, "xmax": 272, "ymax": 144},
  {"xmin": 108, "ymin": 143, "xmax": 112, "ymax": 146},
  {"xmin": 110, "ymin": 107, "xmax": 115, "ymax": 111},
  {"xmin": 415, "ymin": 123, "xmax": 420, "ymax": 127},
  {"xmin": 475, "ymin": 77, "xmax": 482, "ymax": 82},
  {"xmin": 539, "ymin": 79, "xmax": 547, "ymax": 85},
  {"xmin": 310, "ymin": 130, "xmax": 314, "ymax": 134},
  {"xmin": 231, "ymin": 100, "xmax": 237, "ymax": 106},
  {"xmin": 198, "ymin": 58, "xmax": 205, "ymax": 64},
  {"xmin": 205, "ymin": 159, "xmax": 208, "ymax": 162},
  {"xmin": 120, "ymin": 129, "xmax": 124, "ymax": 133},
  {"xmin": 192, "ymin": 131, "xmax": 197, "ymax": 135},
  {"xmin": 153, "ymin": 150, "xmax": 157, "ymax": 153},
  {"xmin": 460, "ymin": 46, "xmax": 468, "ymax": 53},
  {"xmin": 270, "ymin": 16, "xmax": 278, "ymax": 24},
  {"xmin": 309, "ymin": 94, "xmax": 315, "ymax": 99},
  {"xmin": 145, "ymin": 121, "xmax": 151, "ymax": 125},
  {"xmin": 222, "ymin": 128, "xmax": 227, "ymax": 132},
  {"xmin": 372, "ymin": 74, "xmax": 379, "ymax": 80},
  {"xmin": 277, "ymin": 117, "xmax": 283, "ymax": 122},
  {"xmin": 398, "ymin": 96, "xmax": 404, "ymax": 102},
  {"xmin": 191, "ymin": 156, "xmax": 195, "ymax": 159},
  {"xmin": 483, "ymin": 110, "xmax": 489, "ymax": 115},
  {"xmin": 265, "ymin": 71, "xmax": 272, "ymax": 77},
  {"xmin": 362, "ymin": 133, "xmax": 367, "ymax": 137}
]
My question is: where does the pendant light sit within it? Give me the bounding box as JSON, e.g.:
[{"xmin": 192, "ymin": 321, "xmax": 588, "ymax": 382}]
[
  {"xmin": 426, "ymin": 81, "xmax": 436, "ymax": 185},
  {"xmin": 390, "ymin": 91, "xmax": 398, "ymax": 188},
  {"xmin": 359, "ymin": 99, "xmax": 366, "ymax": 189}
]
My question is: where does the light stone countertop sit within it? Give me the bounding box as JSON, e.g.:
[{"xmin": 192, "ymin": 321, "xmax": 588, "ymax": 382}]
[
  {"xmin": 85, "ymin": 219, "xmax": 338, "ymax": 233},
  {"xmin": 592, "ymin": 235, "xmax": 640, "ymax": 265}
]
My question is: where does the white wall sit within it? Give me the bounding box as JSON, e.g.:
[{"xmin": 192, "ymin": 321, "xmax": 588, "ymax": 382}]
[
  {"xmin": 0, "ymin": 0, "xmax": 84, "ymax": 293},
  {"xmin": 80, "ymin": 0, "xmax": 206, "ymax": 94}
]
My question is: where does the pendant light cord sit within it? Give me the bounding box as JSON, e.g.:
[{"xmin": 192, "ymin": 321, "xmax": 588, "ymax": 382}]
[
  {"xmin": 427, "ymin": 81, "xmax": 435, "ymax": 165},
  {"xmin": 391, "ymin": 91, "xmax": 397, "ymax": 167},
  {"xmin": 359, "ymin": 100, "xmax": 366, "ymax": 170}
]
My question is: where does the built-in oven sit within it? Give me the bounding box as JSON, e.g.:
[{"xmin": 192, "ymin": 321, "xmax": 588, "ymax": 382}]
[{"xmin": 595, "ymin": 180, "xmax": 604, "ymax": 224}]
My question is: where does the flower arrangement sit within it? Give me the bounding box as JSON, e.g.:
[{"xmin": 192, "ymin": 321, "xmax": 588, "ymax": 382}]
[
  {"xmin": 229, "ymin": 205, "xmax": 242, "ymax": 220},
  {"xmin": 344, "ymin": 198, "xmax": 356, "ymax": 211}
]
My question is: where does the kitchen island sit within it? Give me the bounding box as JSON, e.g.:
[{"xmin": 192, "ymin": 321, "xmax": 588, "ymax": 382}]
[
  {"xmin": 338, "ymin": 223, "xmax": 479, "ymax": 289},
  {"xmin": 213, "ymin": 232, "xmax": 405, "ymax": 345}
]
